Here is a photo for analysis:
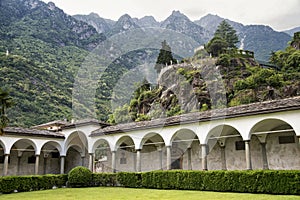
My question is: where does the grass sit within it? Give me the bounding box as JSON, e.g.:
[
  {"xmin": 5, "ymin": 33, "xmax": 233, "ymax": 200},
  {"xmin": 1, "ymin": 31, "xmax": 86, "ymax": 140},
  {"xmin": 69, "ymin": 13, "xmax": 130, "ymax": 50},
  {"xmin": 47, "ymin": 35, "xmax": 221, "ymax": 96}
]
[{"xmin": 0, "ymin": 187, "xmax": 299, "ymax": 200}]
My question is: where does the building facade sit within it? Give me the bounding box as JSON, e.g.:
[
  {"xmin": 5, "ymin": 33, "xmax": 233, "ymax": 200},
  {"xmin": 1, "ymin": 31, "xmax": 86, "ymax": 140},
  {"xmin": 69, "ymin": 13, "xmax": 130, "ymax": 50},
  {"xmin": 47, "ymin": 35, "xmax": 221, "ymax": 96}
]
[{"xmin": 0, "ymin": 97, "xmax": 300, "ymax": 176}]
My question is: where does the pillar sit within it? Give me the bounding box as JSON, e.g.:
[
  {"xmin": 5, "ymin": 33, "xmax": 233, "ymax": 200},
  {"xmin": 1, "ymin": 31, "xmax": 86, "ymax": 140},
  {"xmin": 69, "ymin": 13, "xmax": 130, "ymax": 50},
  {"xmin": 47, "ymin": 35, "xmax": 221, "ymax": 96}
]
[
  {"xmin": 35, "ymin": 155, "xmax": 40, "ymax": 175},
  {"xmin": 17, "ymin": 156, "xmax": 21, "ymax": 175},
  {"xmin": 60, "ymin": 156, "xmax": 65, "ymax": 174},
  {"xmin": 136, "ymin": 149, "xmax": 141, "ymax": 172},
  {"xmin": 111, "ymin": 151, "xmax": 116, "ymax": 173},
  {"xmin": 81, "ymin": 156, "xmax": 85, "ymax": 166},
  {"xmin": 260, "ymin": 143, "xmax": 269, "ymax": 169},
  {"xmin": 245, "ymin": 140, "xmax": 252, "ymax": 170},
  {"xmin": 158, "ymin": 148, "xmax": 163, "ymax": 170},
  {"xmin": 187, "ymin": 147, "xmax": 192, "ymax": 170},
  {"xmin": 43, "ymin": 155, "xmax": 48, "ymax": 174},
  {"xmin": 88, "ymin": 153, "xmax": 94, "ymax": 172},
  {"xmin": 3, "ymin": 154, "xmax": 9, "ymax": 176},
  {"xmin": 220, "ymin": 146, "xmax": 227, "ymax": 170},
  {"xmin": 201, "ymin": 144, "xmax": 208, "ymax": 170},
  {"xmin": 166, "ymin": 146, "xmax": 171, "ymax": 170}
]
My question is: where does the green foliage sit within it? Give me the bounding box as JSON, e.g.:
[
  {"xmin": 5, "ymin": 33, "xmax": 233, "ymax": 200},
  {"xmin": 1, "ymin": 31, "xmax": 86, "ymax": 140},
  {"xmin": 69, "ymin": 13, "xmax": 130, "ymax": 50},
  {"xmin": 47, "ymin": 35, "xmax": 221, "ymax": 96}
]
[
  {"xmin": 140, "ymin": 170, "xmax": 300, "ymax": 195},
  {"xmin": 68, "ymin": 166, "xmax": 92, "ymax": 188},
  {"xmin": 0, "ymin": 174, "xmax": 67, "ymax": 194},
  {"xmin": 0, "ymin": 87, "xmax": 14, "ymax": 135},
  {"xmin": 154, "ymin": 40, "xmax": 177, "ymax": 74},
  {"xmin": 205, "ymin": 36, "xmax": 228, "ymax": 57},
  {"xmin": 214, "ymin": 20, "xmax": 239, "ymax": 48},
  {"xmin": 117, "ymin": 172, "xmax": 142, "ymax": 188},
  {"xmin": 92, "ymin": 173, "xmax": 117, "ymax": 187}
]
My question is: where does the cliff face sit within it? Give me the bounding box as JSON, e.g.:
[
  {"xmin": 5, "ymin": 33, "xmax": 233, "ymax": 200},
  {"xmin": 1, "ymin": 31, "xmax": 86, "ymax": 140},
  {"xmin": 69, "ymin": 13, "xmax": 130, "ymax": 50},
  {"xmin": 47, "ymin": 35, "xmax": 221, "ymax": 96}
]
[{"xmin": 128, "ymin": 56, "xmax": 300, "ymax": 122}]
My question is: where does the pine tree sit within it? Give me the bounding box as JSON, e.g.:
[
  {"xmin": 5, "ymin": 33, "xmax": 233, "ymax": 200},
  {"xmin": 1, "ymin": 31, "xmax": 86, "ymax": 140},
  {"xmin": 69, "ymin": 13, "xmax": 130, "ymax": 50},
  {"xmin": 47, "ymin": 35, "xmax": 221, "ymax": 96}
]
[
  {"xmin": 155, "ymin": 40, "xmax": 177, "ymax": 74},
  {"xmin": 214, "ymin": 20, "xmax": 239, "ymax": 48},
  {"xmin": 0, "ymin": 88, "xmax": 13, "ymax": 135}
]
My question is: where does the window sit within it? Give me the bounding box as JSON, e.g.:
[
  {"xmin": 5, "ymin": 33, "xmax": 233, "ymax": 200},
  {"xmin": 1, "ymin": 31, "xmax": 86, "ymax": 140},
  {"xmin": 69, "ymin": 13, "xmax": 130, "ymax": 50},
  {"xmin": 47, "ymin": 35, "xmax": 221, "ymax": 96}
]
[
  {"xmin": 51, "ymin": 152, "xmax": 60, "ymax": 158},
  {"xmin": 235, "ymin": 141, "xmax": 245, "ymax": 150},
  {"xmin": 279, "ymin": 136, "xmax": 295, "ymax": 144},
  {"xmin": 28, "ymin": 155, "xmax": 36, "ymax": 164}
]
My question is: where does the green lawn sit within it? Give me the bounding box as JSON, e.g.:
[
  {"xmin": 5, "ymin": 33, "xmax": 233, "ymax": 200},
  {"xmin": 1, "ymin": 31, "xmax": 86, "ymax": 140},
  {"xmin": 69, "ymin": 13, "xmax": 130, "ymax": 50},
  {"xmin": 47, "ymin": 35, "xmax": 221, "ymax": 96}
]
[{"xmin": 0, "ymin": 187, "xmax": 299, "ymax": 200}]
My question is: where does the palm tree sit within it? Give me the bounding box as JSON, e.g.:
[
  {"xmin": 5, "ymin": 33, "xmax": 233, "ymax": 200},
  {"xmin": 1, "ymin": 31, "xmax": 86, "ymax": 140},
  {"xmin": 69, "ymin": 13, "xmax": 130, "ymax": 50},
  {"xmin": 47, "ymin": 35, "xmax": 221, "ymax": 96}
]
[{"xmin": 0, "ymin": 88, "xmax": 13, "ymax": 135}]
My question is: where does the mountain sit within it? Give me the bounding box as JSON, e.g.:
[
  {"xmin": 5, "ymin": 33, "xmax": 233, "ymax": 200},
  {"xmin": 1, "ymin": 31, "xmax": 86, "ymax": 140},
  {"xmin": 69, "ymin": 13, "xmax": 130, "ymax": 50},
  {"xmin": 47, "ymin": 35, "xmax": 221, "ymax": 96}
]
[
  {"xmin": 73, "ymin": 13, "xmax": 113, "ymax": 34},
  {"xmin": 161, "ymin": 11, "xmax": 209, "ymax": 44},
  {"xmin": 196, "ymin": 14, "xmax": 291, "ymax": 60},
  {"xmin": 135, "ymin": 16, "xmax": 160, "ymax": 28},
  {"xmin": 285, "ymin": 27, "xmax": 300, "ymax": 36},
  {"xmin": 0, "ymin": 0, "xmax": 106, "ymax": 126},
  {"xmin": 106, "ymin": 14, "xmax": 141, "ymax": 36}
]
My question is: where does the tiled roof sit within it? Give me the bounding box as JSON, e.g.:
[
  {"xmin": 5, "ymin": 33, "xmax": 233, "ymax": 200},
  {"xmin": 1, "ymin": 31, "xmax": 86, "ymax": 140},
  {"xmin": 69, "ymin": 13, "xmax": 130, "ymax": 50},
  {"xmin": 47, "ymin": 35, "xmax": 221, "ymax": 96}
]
[
  {"xmin": 91, "ymin": 96, "xmax": 300, "ymax": 137},
  {"xmin": 62, "ymin": 118, "xmax": 110, "ymax": 129},
  {"xmin": 31, "ymin": 120, "xmax": 70, "ymax": 129},
  {"xmin": 4, "ymin": 127, "xmax": 65, "ymax": 138}
]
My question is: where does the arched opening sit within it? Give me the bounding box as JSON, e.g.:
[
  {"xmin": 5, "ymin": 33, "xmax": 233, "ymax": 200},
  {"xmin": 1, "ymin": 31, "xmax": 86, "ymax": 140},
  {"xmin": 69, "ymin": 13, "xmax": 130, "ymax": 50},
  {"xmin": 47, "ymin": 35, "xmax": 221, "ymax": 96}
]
[
  {"xmin": 206, "ymin": 125, "xmax": 244, "ymax": 170},
  {"xmin": 250, "ymin": 119, "xmax": 300, "ymax": 170},
  {"xmin": 93, "ymin": 139, "xmax": 111, "ymax": 173},
  {"xmin": 10, "ymin": 139, "xmax": 37, "ymax": 175},
  {"xmin": 65, "ymin": 131, "xmax": 88, "ymax": 173},
  {"xmin": 40, "ymin": 141, "xmax": 62, "ymax": 174},
  {"xmin": 171, "ymin": 129, "xmax": 200, "ymax": 170},
  {"xmin": 0, "ymin": 140, "xmax": 6, "ymax": 176},
  {"xmin": 140, "ymin": 133, "xmax": 165, "ymax": 171},
  {"xmin": 115, "ymin": 136, "xmax": 135, "ymax": 172}
]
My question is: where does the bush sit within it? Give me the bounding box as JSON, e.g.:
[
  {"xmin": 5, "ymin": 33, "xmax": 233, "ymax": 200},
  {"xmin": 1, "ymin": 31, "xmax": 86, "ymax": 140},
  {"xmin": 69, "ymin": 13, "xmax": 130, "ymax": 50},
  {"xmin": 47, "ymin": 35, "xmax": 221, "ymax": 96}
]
[
  {"xmin": 0, "ymin": 174, "xmax": 67, "ymax": 194},
  {"xmin": 117, "ymin": 172, "xmax": 142, "ymax": 188},
  {"xmin": 92, "ymin": 173, "xmax": 117, "ymax": 187},
  {"xmin": 68, "ymin": 166, "xmax": 92, "ymax": 188}
]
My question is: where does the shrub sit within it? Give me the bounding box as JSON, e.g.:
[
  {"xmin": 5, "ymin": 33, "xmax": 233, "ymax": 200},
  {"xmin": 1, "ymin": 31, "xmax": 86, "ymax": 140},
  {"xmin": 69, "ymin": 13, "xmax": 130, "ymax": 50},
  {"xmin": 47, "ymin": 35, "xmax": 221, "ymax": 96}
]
[
  {"xmin": 0, "ymin": 174, "xmax": 67, "ymax": 194},
  {"xmin": 92, "ymin": 173, "xmax": 117, "ymax": 187},
  {"xmin": 117, "ymin": 172, "xmax": 142, "ymax": 188},
  {"xmin": 68, "ymin": 166, "xmax": 92, "ymax": 188}
]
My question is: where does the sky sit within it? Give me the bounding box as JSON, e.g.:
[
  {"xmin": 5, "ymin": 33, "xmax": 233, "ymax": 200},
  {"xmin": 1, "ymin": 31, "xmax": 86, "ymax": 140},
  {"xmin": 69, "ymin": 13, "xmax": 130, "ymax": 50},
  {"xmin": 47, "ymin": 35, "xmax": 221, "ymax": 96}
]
[{"xmin": 41, "ymin": 0, "xmax": 300, "ymax": 31}]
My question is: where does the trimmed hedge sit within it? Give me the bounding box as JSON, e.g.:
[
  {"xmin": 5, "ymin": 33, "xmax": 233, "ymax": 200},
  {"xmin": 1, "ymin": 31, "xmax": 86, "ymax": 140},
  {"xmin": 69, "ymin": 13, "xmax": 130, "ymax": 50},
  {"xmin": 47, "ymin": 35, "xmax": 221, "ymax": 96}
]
[
  {"xmin": 0, "ymin": 174, "xmax": 67, "ymax": 194},
  {"xmin": 141, "ymin": 170, "xmax": 300, "ymax": 195},
  {"xmin": 68, "ymin": 166, "xmax": 92, "ymax": 188},
  {"xmin": 92, "ymin": 173, "xmax": 117, "ymax": 187},
  {"xmin": 0, "ymin": 170, "xmax": 299, "ymax": 195}
]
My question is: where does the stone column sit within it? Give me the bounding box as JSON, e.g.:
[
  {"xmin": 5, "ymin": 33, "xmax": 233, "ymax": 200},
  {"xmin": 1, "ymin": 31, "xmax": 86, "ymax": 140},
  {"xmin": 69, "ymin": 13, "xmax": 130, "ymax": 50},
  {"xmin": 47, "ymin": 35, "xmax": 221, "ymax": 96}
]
[
  {"xmin": 81, "ymin": 156, "xmax": 85, "ymax": 167},
  {"xmin": 260, "ymin": 143, "xmax": 269, "ymax": 169},
  {"xmin": 60, "ymin": 156, "xmax": 65, "ymax": 174},
  {"xmin": 220, "ymin": 146, "xmax": 227, "ymax": 170},
  {"xmin": 187, "ymin": 147, "xmax": 192, "ymax": 170},
  {"xmin": 3, "ymin": 154, "xmax": 9, "ymax": 176},
  {"xmin": 43, "ymin": 156, "xmax": 48, "ymax": 174},
  {"xmin": 166, "ymin": 146, "xmax": 171, "ymax": 170},
  {"xmin": 35, "ymin": 155, "xmax": 40, "ymax": 175},
  {"xmin": 245, "ymin": 140, "xmax": 252, "ymax": 170},
  {"xmin": 158, "ymin": 147, "xmax": 163, "ymax": 170},
  {"xmin": 136, "ymin": 149, "xmax": 141, "ymax": 172},
  {"xmin": 17, "ymin": 156, "xmax": 21, "ymax": 175},
  {"xmin": 88, "ymin": 153, "xmax": 94, "ymax": 172},
  {"xmin": 201, "ymin": 144, "xmax": 208, "ymax": 170},
  {"xmin": 111, "ymin": 151, "xmax": 116, "ymax": 173}
]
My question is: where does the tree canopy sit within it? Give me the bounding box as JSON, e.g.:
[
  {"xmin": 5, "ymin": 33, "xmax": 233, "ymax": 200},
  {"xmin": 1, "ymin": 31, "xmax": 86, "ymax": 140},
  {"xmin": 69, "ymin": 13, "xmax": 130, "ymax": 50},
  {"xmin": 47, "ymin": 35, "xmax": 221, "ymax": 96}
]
[
  {"xmin": 154, "ymin": 40, "xmax": 177, "ymax": 74},
  {"xmin": 214, "ymin": 20, "xmax": 239, "ymax": 48},
  {"xmin": 0, "ymin": 88, "xmax": 13, "ymax": 135}
]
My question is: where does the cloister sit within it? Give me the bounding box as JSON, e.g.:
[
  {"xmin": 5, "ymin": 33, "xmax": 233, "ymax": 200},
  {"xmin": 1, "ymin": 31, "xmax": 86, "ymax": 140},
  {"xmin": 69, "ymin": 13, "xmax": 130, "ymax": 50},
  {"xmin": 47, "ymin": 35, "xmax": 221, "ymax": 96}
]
[{"xmin": 0, "ymin": 97, "xmax": 300, "ymax": 176}]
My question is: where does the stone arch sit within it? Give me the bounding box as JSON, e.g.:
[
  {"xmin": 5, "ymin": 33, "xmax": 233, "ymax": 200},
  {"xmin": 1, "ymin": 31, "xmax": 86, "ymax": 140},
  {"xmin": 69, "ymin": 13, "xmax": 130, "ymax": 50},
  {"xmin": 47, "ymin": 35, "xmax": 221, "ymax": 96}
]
[
  {"xmin": 65, "ymin": 131, "xmax": 88, "ymax": 154},
  {"xmin": 170, "ymin": 129, "xmax": 200, "ymax": 170},
  {"xmin": 0, "ymin": 140, "xmax": 6, "ymax": 154},
  {"xmin": 206, "ymin": 124, "xmax": 244, "ymax": 170},
  {"xmin": 92, "ymin": 139, "xmax": 111, "ymax": 173},
  {"xmin": 115, "ymin": 135, "xmax": 135, "ymax": 172},
  {"xmin": 140, "ymin": 132, "xmax": 165, "ymax": 150},
  {"xmin": 40, "ymin": 141, "xmax": 62, "ymax": 174},
  {"xmin": 249, "ymin": 118, "xmax": 300, "ymax": 170},
  {"xmin": 139, "ymin": 132, "xmax": 166, "ymax": 171},
  {"xmin": 10, "ymin": 139, "xmax": 38, "ymax": 175}
]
